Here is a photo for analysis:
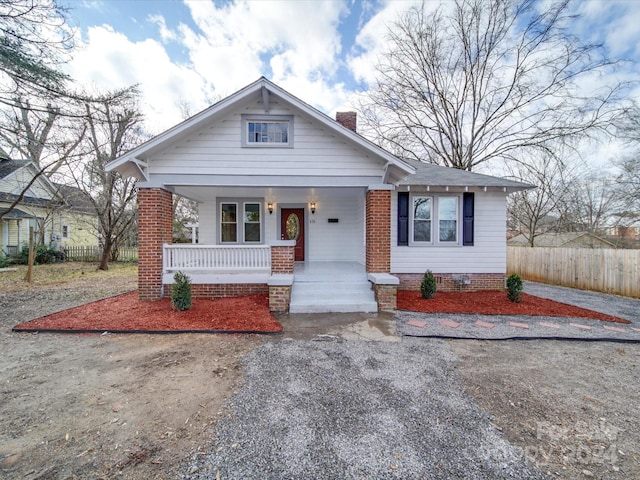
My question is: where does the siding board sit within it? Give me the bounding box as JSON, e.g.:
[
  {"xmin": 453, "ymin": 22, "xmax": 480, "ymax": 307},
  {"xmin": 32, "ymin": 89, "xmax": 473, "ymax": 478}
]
[{"xmin": 147, "ymin": 102, "xmax": 385, "ymax": 179}]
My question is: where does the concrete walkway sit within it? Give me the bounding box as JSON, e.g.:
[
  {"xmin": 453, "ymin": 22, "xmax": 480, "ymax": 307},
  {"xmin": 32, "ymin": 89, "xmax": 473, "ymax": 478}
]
[{"xmin": 397, "ymin": 281, "xmax": 640, "ymax": 342}]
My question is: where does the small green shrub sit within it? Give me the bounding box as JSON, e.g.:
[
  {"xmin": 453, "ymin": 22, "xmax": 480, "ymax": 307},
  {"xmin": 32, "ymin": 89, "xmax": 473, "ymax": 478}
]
[
  {"xmin": 420, "ymin": 270, "xmax": 437, "ymax": 299},
  {"xmin": 171, "ymin": 271, "xmax": 192, "ymax": 311},
  {"xmin": 19, "ymin": 244, "xmax": 65, "ymax": 265},
  {"xmin": 506, "ymin": 273, "xmax": 523, "ymax": 303},
  {"xmin": 0, "ymin": 253, "xmax": 9, "ymax": 268}
]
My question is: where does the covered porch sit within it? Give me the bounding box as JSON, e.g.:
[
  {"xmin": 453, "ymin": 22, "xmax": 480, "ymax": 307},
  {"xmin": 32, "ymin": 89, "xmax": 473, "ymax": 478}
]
[{"xmin": 139, "ymin": 185, "xmax": 397, "ymax": 312}]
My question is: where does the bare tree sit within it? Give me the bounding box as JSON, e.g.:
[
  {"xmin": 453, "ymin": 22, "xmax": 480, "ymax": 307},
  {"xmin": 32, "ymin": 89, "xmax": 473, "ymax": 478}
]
[
  {"xmin": 0, "ymin": 95, "xmax": 86, "ymax": 224},
  {"xmin": 558, "ymin": 171, "xmax": 618, "ymax": 234},
  {"xmin": 506, "ymin": 150, "xmax": 574, "ymax": 246},
  {"xmin": 65, "ymin": 87, "xmax": 143, "ymax": 270},
  {"xmin": 612, "ymin": 155, "xmax": 640, "ymax": 227},
  {"xmin": 0, "ymin": 0, "xmax": 74, "ymax": 107},
  {"xmin": 0, "ymin": 96, "xmax": 84, "ymax": 171},
  {"xmin": 358, "ymin": 0, "xmax": 629, "ymax": 171}
]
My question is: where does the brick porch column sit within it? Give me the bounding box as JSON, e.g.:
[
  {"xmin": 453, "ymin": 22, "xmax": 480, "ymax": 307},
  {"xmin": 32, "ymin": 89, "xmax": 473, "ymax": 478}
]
[
  {"xmin": 138, "ymin": 187, "xmax": 173, "ymax": 300},
  {"xmin": 270, "ymin": 242, "xmax": 295, "ymax": 274},
  {"xmin": 269, "ymin": 240, "xmax": 295, "ymax": 312},
  {"xmin": 366, "ymin": 187, "xmax": 391, "ymax": 273}
]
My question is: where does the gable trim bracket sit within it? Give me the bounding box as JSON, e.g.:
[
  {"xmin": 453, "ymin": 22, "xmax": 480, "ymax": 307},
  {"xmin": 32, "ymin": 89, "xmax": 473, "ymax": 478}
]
[{"xmin": 130, "ymin": 158, "xmax": 149, "ymax": 182}]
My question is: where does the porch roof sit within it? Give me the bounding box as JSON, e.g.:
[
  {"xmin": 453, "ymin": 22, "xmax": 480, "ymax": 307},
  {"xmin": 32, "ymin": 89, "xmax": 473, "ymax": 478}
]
[{"xmin": 399, "ymin": 158, "xmax": 534, "ymax": 192}]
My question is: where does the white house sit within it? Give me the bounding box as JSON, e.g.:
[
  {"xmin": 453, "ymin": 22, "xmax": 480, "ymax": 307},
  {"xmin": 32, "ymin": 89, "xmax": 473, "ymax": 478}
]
[{"xmin": 106, "ymin": 77, "xmax": 532, "ymax": 313}]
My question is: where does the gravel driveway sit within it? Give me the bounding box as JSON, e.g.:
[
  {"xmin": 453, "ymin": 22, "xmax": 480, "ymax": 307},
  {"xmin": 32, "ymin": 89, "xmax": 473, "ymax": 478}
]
[{"xmin": 186, "ymin": 338, "xmax": 546, "ymax": 479}]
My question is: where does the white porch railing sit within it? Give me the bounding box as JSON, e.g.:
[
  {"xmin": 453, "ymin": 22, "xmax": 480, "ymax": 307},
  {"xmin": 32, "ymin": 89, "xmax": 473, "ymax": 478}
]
[{"xmin": 163, "ymin": 244, "xmax": 271, "ymax": 274}]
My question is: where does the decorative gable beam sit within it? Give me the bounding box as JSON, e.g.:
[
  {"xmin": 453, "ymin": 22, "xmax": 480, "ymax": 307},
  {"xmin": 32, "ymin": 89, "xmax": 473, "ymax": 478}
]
[
  {"xmin": 131, "ymin": 158, "xmax": 150, "ymax": 181},
  {"xmin": 261, "ymin": 86, "xmax": 270, "ymax": 114}
]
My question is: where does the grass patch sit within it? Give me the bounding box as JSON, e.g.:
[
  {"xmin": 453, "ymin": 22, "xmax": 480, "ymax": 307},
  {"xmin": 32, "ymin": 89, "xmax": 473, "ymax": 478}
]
[{"xmin": 0, "ymin": 262, "xmax": 137, "ymax": 292}]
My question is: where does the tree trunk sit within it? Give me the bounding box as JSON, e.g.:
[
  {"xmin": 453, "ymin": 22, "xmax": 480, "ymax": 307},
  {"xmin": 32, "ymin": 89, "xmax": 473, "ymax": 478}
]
[{"xmin": 98, "ymin": 243, "xmax": 111, "ymax": 271}]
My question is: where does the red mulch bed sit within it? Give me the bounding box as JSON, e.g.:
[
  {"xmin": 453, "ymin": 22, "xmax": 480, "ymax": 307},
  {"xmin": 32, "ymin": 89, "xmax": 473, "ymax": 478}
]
[
  {"xmin": 13, "ymin": 292, "xmax": 283, "ymax": 334},
  {"xmin": 398, "ymin": 290, "xmax": 629, "ymax": 324}
]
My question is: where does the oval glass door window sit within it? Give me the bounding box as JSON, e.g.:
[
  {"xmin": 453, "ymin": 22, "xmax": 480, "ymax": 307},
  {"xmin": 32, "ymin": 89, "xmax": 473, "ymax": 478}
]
[{"xmin": 285, "ymin": 213, "xmax": 300, "ymax": 240}]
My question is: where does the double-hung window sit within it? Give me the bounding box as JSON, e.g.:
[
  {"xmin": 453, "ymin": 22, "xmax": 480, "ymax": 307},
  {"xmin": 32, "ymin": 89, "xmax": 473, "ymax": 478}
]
[
  {"xmin": 438, "ymin": 197, "xmax": 458, "ymax": 242},
  {"xmin": 220, "ymin": 201, "xmax": 262, "ymax": 244},
  {"xmin": 243, "ymin": 203, "xmax": 261, "ymax": 243},
  {"xmin": 241, "ymin": 114, "xmax": 294, "ymax": 147},
  {"xmin": 411, "ymin": 195, "xmax": 459, "ymax": 245},
  {"xmin": 221, "ymin": 203, "xmax": 238, "ymax": 243},
  {"xmin": 413, "ymin": 196, "xmax": 432, "ymax": 242}
]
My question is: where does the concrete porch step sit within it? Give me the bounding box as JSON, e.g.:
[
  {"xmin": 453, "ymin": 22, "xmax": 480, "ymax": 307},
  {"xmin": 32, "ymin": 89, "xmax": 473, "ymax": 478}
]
[
  {"xmin": 291, "ymin": 281, "xmax": 373, "ymax": 296},
  {"xmin": 289, "ymin": 279, "xmax": 377, "ymax": 314}
]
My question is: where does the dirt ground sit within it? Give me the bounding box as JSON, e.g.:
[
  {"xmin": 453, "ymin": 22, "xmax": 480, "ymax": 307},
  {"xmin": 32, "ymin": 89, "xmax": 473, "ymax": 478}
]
[
  {"xmin": 0, "ymin": 263, "xmax": 263, "ymax": 479},
  {"xmin": 451, "ymin": 340, "xmax": 640, "ymax": 479},
  {"xmin": 1, "ymin": 263, "xmax": 639, "ymax": 479}
]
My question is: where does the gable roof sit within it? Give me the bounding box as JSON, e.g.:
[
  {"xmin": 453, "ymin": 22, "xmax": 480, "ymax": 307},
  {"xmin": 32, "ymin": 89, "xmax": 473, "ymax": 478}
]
[
  {"xmin": 52, "ymin": 183, "xmax": 94, "ymax": 214},
  {"xmin": 0, "ymin": 159, "xmax": 94, "ymax": 214},
  {"xmin": 105, "ymin": 77, "xmax": 415, "ymax": 184},
  {"xmin": 0, "ymin": 159, "xmax": 61, "ymax": 200},
  {"xmin": 399, "ymin": 158, "xmax": 533, "ymax": 192},
  {"xmin": 0, "ymin": 159, "xmax": 29, "ymax": 180}
]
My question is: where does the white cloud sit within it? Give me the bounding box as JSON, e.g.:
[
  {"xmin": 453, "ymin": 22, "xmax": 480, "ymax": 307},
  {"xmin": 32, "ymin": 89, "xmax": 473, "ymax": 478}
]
[
  {"xmin": 348, "ymin": 0, "xmax": 424, "ymax": 86},
  {"xmin": 175, "ymin": 0, "xmax": 349, "ymax": 102},
  {"xmin": 62, "ymin": 0, "xmax": 639, "ymax": 147},
  {"xmin": 65, "ymin": 25, "xmax": 208, "ymax": 133},
  {"xmin": 148, "ymin": 14, "xmax": 177, "ymax": 43}
]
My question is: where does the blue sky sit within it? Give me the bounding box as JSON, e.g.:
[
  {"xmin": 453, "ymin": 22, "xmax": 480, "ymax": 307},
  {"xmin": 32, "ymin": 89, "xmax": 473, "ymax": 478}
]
[{"xmin": 63, "ymin": 0, "xmax": 640, "ymax": 166}]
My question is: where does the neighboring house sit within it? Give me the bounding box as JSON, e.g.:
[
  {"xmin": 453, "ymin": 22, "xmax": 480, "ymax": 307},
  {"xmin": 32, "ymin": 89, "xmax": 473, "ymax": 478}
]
[
  {"xmin": 508, "ymin": 232, "xmax": 616, "ymax": 248},
  {"xmin": 0, "ymin": 159, "xmax": 98, "ymax": 256},
  {"xmin": 106, "ymin": 77, "xmax": 532, "ymax": 313}
]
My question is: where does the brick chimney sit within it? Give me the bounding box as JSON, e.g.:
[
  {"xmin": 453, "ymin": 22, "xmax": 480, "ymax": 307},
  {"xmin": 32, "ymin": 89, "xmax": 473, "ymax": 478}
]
[{"xmin": 336, "ymin": 111, "xmax": 357, "ymax": 132}]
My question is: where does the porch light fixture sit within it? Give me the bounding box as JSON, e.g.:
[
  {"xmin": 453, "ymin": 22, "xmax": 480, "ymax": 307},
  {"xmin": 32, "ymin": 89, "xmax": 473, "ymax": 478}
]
[
  {"xmin": 310, "ymin": 202, "xmax": 316, "ymax": 214},
  {"xmin": 268, "ymin": 202, "xmax": 274, "ymax": 214}
]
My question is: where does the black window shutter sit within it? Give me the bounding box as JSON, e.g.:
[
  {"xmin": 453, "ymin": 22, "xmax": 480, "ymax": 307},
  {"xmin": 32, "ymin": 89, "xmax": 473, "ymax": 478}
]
[
  {"xmin": 398, "ymin": 192, "xmax": 409, "ymax": 246},
  {"xmin": 463, "ymin": 192, "xmax": 474, "ymax": 246}
]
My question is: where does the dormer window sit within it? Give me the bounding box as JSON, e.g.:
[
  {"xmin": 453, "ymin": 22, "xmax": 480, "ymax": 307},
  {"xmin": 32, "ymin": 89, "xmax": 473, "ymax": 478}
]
[{"xmin": 241, "ymin": 114, "xmax": 294, "ymax": 147}]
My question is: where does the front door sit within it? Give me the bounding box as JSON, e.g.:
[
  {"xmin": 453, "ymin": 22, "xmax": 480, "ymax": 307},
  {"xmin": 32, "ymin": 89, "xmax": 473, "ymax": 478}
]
[{"xmin": 281, "ymin": 208, "xmax": 305, "ymax": 261}]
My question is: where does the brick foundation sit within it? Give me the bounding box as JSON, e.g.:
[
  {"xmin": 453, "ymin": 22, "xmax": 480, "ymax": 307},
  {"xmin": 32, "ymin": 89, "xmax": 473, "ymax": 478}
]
[
  {"xmin": 163, "ymin": 283, "xmax": 268, "ymax": 299},
  {"xmin": 366, "ymin": 189, "xmax": 391, "ymax": 273},
  {"xmin": 396, "ymin": 273, "xmax": 505, "ymax": 292},
  {"xmin": 269, "ymin": 285, "xmax": 292, "ymax": 312},
  {"xmin": 138, "ymin": 188, "xmax": 173, "ymax": 301},
  {"xmin": 372, "ymin": 284, "xmax": 397, "ymax": 311}
]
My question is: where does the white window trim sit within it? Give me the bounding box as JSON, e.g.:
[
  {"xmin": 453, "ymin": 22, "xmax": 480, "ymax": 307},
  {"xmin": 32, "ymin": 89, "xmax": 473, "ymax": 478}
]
[
  {"xmin": 241, "ymin": 114, "xmax": 294, "ymax": 148},
  {"xmin": 218, "ymin": 199, "xmax": 264, "ymax": 245},
  {"xmin": 409, "ymin": 194, "xmax": 462, "ymax": 246}
]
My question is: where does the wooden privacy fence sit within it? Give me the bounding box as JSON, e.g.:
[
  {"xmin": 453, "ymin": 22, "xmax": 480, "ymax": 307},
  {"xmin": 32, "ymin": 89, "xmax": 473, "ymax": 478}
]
[
  {"xmin": 63, "ymin": 246, "xmax": 138, "ymax": 262},
  {"xmin": 507, "ymin": 246, "xmax": 640, "ymax": 298}
]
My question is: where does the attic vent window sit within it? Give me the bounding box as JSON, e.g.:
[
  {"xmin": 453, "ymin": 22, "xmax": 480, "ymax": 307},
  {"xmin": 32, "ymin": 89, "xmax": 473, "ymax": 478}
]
[{"xmin": 241, "ymin": 114, "xmax": 294, "ymax": 148}]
